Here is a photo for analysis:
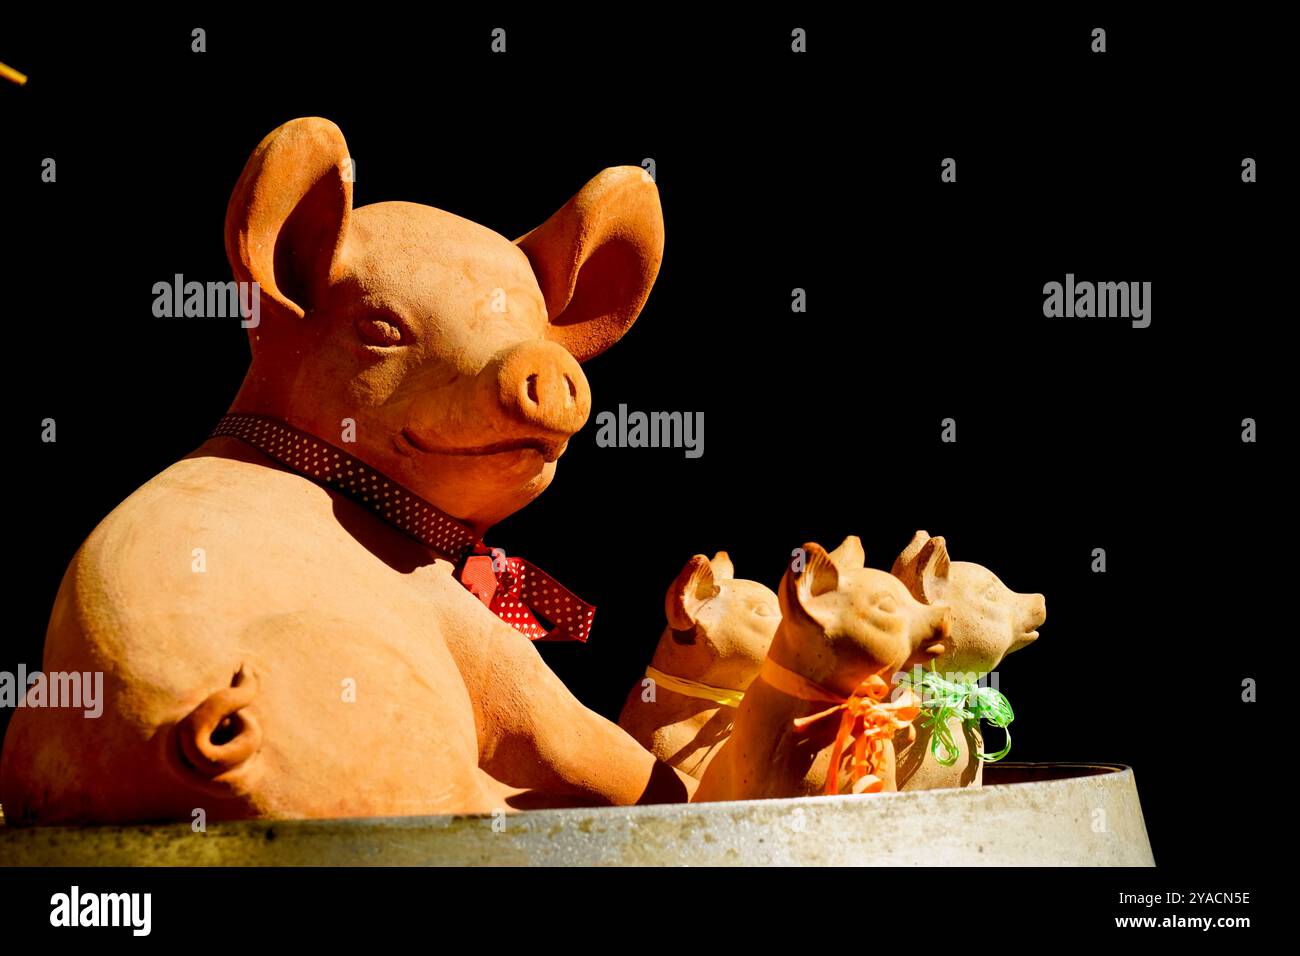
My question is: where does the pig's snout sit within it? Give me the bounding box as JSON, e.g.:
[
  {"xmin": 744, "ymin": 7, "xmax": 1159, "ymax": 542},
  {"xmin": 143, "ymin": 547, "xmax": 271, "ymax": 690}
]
[
  {"xmin": 494, "ymin": 341, "xmax": 591, "ymax": 438},
  {"xmin": 1023, "ymin": 593, "xmax": 1047, "ymax": 631},
  {"xmin": 401, "ymin": 341, "xmax": 593, "ymax": 462},
  {"xmin": 1009, "ymin": 593, "xmax": 1046, "ymax": 654},
  {"xmin": 174, "ymin": 666, "xmax": 262, "ymax": 781}
]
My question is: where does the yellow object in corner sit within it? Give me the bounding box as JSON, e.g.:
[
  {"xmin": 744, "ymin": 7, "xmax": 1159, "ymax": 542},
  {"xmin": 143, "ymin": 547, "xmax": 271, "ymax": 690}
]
[{"xmin": 0, "ymin": 61, "xmax": 28, "ymax": 86}]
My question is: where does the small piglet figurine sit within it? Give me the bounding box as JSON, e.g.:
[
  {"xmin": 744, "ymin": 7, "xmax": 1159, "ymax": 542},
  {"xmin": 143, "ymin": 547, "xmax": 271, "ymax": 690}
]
[
  {"xmin": 618, "ymin": 552, "xmax": 780, "ymax": 778},
  {"xmin": 694, "ymin": 537, "xmax": 949, "ymax": 801},
  {"xmin": 890, "ymin": 531, "xmax": 1046, "ymax": 791}
]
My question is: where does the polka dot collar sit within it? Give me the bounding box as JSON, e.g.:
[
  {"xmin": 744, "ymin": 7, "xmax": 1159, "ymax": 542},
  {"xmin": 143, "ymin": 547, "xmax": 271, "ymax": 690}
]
[{"xmin": 211, "ymin": 413, "xmax": 596, "ymax": 642}]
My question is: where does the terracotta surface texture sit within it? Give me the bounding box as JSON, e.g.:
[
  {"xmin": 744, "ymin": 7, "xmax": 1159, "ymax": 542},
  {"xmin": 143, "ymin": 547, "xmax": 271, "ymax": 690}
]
[
  {"xmin": 0, "ymin": 117, "xmax": 698, "ymax": 824},
  {"xmin": 889, "ymin": 531, "xmax": 1047, "ymax": 791},
  {"xmin": 694, "ymin": 538, "xmax": 950, "ymax": 802},
  {"xmin": 617, "ymin": 552, "xmax": 780, "ymax": 778}
]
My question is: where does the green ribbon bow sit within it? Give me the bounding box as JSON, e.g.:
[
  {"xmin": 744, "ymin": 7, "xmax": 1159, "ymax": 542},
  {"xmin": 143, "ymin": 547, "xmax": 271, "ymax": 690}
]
[{"xmin": 898, "ymin": 669, "xmax": 1014, "ymax": 767}]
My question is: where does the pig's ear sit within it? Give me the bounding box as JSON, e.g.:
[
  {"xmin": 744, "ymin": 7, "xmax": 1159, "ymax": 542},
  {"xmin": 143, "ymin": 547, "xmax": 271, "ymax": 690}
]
[
  {"xmin": 516, "ymin": 167, "xmax": 664, "ymax": 362},
  {"xmin": 918, "ymin": 537, "xmax": 951, "ymax": 603},
  {"xmin": 828, "ymin": 535, "xmax": 866, "ymax": 571},
  {"xmin": 890, "ymin": 530, "xmax": 931, "ymax": 577},
  {"xmin": 891, "ymin": 530, "xmax": 935, "ymax": 601},
  {"xmin": 709, "ymin": 551, "xmax": 735, "ymax": 581},
  {"xmin": 666, "ymin": 555, "xmax": 719, "ymax": 632},
  {"xmin": 225, "ymin": 117, "xmax": 353, "ymax": 323},
  {"xmin": 781, "ymin": 543, "xmax": 839, "ymax": 628},
  {"xmin": 901, "ymin": 536, "xmax": 951, "ymax": 604}
]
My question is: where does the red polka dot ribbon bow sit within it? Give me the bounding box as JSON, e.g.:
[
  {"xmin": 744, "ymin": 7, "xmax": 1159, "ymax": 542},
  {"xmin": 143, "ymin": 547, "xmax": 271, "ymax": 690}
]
[
  {"xmin": 212, "ymin": 413, "xmax": 596, "ymax": 642},
  {"xmin": 458, "ymin": 544, "xmax": 595, "ymax": 642}
]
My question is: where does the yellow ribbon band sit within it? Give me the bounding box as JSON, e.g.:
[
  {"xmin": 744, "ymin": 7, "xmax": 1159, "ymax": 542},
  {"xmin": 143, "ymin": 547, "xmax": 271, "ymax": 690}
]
[{"xmin": 644, "ymin": 666, "xmax": 745, "ymax": 708}]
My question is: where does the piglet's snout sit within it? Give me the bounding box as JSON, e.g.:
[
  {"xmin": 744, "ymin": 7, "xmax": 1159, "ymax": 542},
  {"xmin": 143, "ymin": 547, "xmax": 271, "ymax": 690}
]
[
  {"xmin": 1023, "ymin": 593, "xmax": 1047, "ymax": 630},
  {"xmin": 493, "ymin": 341, "xmax": 591, "ymax": 437}
]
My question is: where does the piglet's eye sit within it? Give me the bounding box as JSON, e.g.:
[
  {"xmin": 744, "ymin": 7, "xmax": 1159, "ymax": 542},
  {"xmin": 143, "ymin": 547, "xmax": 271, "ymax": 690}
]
[
  {"xmin": 874, "ymin": 596, "xmax": 898, "ymax": 614},
  {"xmin": 984, "ymin": 584, "xmax": 1002, "ymax": 602},
  {"xmin": 356, "ymin": 316, "xmax": 404, "ymax": 347}
]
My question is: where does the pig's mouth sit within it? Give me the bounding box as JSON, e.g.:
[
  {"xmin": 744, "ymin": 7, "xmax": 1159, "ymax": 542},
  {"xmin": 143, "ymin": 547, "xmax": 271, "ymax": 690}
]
[{"xmin": 399, "ymin": 428, "xmax": 567, "ymax": 463}]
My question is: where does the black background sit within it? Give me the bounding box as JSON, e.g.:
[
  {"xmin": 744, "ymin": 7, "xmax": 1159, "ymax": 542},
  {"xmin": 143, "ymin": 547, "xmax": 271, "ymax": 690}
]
[{"xmin": 0, "ymin": 12, "xmax": 1283, "ymax": 876}]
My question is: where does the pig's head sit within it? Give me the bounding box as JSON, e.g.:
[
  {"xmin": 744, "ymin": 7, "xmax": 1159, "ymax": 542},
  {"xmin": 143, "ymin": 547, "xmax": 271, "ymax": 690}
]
[
  {"xmin": 890, "ymin": 531, "xmax": 1047, "ymax": 677},
  {"xmin": 223, "ymin": 117, "xmax": 663, "ymax": 533},
  {"xmin": 654, "ymin": 552, "xmax": 780, "ymax": 693},
  {"xmin": 771, "ymin": 537, "xmax": 950, "ymax": 699}
]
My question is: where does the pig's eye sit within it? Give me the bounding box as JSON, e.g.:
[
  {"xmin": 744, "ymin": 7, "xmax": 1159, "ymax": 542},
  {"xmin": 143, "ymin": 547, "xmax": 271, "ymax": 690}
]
[
  {"xmin": 753, "ymin": 604, "xmax": 778, "ymax": 618},
  {"xmin": 983, "ymin": 584, "xmax": 1001, "ymax": 603},
  {"xmin": 874, "ymin": 595, "xmax": 898, "ymax": 614},
  {"xmin": 356, "ymin": 316, "xmax": 405, "ymax": 347}
]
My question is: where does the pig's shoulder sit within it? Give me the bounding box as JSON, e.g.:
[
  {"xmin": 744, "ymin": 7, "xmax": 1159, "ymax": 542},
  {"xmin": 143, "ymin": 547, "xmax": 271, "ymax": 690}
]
[{"xmin": 60, "ymin": 450, "xmax": 467, "ymax": 662}]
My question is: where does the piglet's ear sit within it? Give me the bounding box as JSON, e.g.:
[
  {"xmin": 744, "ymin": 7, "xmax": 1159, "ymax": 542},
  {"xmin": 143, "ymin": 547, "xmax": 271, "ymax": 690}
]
[
  {"xmin": 894, "ymin": 535, "xmax": 951, "ymax": 604},
  {"xmin": 709, "ymin": 551, "xmax": 736, "ymax": 581},
  {"xmin": 828, "ymin": 535, "xmax": 866, "ymax": 571},
  {"xmin": 781, "ymin": 542, "xmax": 840, "ymax": 630},
  {"xmin": 516, "ymin": 167, "xmax": 664, "ymax": 362},
  {"xmin": 666, "ymin": 555, "xmax": 719, "ymax": 631},
  {"xmin": 892, "ymin": 530, "xmax": 932, "ymax": 601},
  {"xmin": 890, "ymin": 531, "xmax": 931, "ymax": 576},
  {"xmin": 225, "ymin": 117, "xmax": 353, "ymax": 324}
]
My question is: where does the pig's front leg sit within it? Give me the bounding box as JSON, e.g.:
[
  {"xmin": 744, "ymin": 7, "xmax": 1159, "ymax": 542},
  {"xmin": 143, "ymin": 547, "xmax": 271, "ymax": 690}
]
[{"xmin": 443, "ymin": 615, "xmax": 697, "ymax": 807}]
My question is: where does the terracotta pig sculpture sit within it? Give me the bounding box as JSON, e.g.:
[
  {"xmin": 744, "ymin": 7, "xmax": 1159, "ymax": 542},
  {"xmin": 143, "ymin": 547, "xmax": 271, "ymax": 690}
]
[
  {"xmin": 694, "ymin": 538, "xmax": 950, "ymax": 802},
  {"xmin": 618, "ymin": 552, "xmax": 780, "ymax": 778},
  {"xmin": 890, "ymin": 531, "xmax": 1046, "ymax": 791},
  {"xmin": 0, "ymin": 117, "xmax": 699, "ymax": 824}
]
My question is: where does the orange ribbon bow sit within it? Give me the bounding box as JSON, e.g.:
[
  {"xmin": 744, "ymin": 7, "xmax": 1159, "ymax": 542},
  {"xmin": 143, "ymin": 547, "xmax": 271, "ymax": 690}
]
[{"xmin": 760, "ymin": 659, "xmax": 921, "ymax": 795}]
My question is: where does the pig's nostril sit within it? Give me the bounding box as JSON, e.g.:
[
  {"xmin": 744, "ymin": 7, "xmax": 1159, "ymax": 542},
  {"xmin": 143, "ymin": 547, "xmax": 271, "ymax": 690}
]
[
  {"xmin": 525, "ymin": 373, "xmax": 539, "ymax": 405},
  {"xmin": 564, "ymin": 374, "xmax": 577, "ymax": 401}
]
